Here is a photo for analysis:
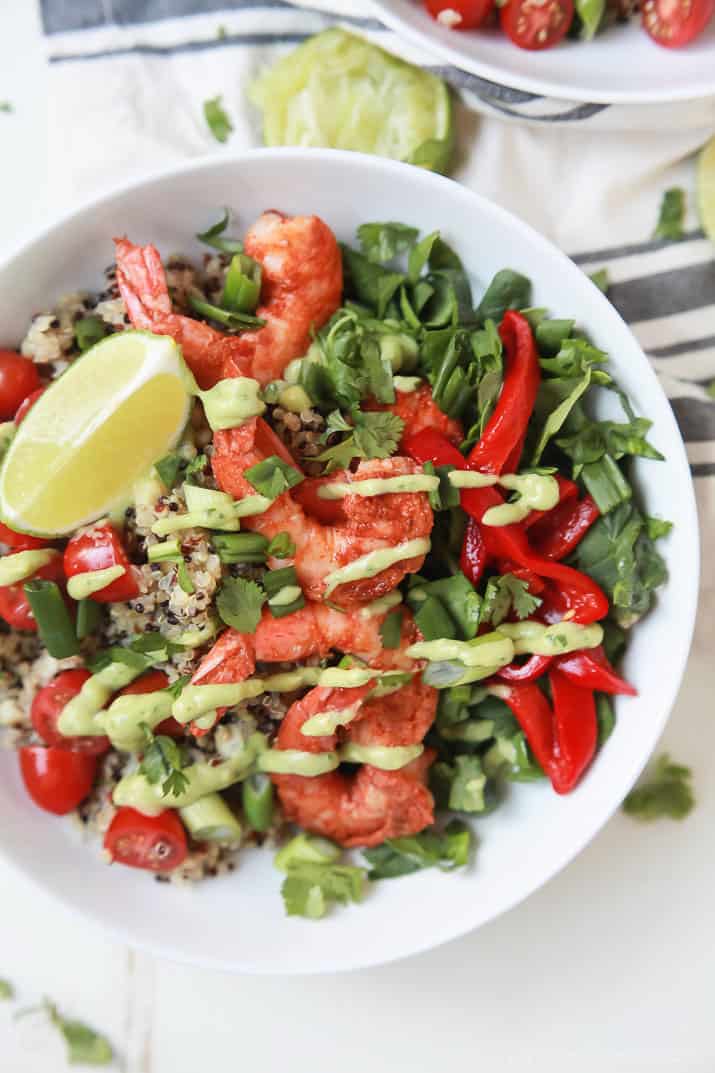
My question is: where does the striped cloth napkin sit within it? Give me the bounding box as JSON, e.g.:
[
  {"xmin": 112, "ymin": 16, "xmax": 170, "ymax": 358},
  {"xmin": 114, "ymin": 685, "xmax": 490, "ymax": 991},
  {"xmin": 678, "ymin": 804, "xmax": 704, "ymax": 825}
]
[{"xmin": 41, "ymin": 0, "xmax": 714, "ymax": 540}]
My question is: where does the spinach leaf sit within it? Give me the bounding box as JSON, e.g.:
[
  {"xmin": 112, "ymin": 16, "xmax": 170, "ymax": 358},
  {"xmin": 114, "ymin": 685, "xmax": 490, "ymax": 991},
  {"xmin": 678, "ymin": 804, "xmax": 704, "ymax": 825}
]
[
  {"xmin": 357, "ymin": 221, "xmax": 419, "ymax": 263},
  {"xmin": 475, "ymin": 269, "xmax": 531, "ymax": 324},
  {"xmin": 342, "ymin": 245, "xmax": 405, "ymax": 318}
]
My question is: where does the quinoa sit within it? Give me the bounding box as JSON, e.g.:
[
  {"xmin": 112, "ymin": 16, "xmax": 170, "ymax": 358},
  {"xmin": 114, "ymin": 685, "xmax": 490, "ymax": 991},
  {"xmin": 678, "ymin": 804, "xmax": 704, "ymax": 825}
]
[{"xmin": 271, "ymin": 404, "xmax": 326, "ymax": 476}]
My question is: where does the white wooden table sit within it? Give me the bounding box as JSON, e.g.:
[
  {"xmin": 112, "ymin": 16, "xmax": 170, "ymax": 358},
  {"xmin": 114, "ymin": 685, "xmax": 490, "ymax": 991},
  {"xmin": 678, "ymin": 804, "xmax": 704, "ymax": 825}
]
[{"xmin": 1, "ymin": 5, "xmax": 713, "ymax": 1070}]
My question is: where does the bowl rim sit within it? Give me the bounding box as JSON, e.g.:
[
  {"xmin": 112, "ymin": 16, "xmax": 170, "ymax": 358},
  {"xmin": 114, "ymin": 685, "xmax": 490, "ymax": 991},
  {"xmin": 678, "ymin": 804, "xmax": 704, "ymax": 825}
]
[
  {"xmin": 0, "ymin": 147, "xmax": 701, "ymax": 974},
  {"xmin": 371, "ymin": 0, "xmax": 715, "ymax": 105}
]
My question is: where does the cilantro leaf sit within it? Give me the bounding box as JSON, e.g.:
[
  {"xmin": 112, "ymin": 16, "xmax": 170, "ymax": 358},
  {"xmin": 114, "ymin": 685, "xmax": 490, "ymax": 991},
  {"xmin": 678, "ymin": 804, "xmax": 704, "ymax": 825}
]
[
  {"xmin": 244, "ymin": 455, "xmax": 304, "ymax": 499},
  {"xmin": 203, "ymin": 95, "xmax": 233, "ymax": 143},
  {"xmin": 480, "ymin": 574, "xmax": 541, "ymax": 627},
  {"xmin": 216, "ymin": 576, "xmax": 266, "ymax": 633},
  {"xmin": 281, "ymin": 863, "xmax": 366, "ymax": 919},
  {"xmin": 431, "ymin": 755, "xmax": 488, "ymax": 813},
  {"xmin": 317, "ymin": 410, "xmax": 404, "ymax": 474},
  {"xmin": 139, "ymin": 725, "xmax": 190, "ymax": 799},
  {"xmin": 183, "ymin": 453, "xmax": 208, "ymax": 485},
  {"xmin": 357, "ymin": 221, "xmax": 419, "ymax": 264},
  {"xmin": 363, "ymin": 821, "xmax": 472, "ymax": 880},
  {"xmin": 574, "ymin": 503, "xmax": 667, "ymax": 626},
  {"xmin": 45, "ymin": 1000, "xmax": 113, "ymax": 1065},
  {"xmin": 0, "ymin": 979, "xmax": 13, "ymax": 1000},
  {"xmin": 267, "ymin": 531, "xmax": 296, "ymax": 558},
  {"xmin": 196, "ymin": 209, "xmax": 243, "ymax": 254},
  {"xmin": 645, "ymin": 516, "xmax": 672, "ymax": 540},
  {"xmin": 653, "ymin": 188, "xmax": 685, "ymax": 241},
  {"xmin": 622, "ymin": 753, "xmax": 694, "ymax": 821}
]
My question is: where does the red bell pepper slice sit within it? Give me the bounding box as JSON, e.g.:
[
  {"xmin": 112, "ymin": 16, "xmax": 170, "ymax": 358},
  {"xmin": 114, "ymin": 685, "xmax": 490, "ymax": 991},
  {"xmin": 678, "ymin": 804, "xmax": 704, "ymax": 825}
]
[
  {"xmin": 495, "ymin": 562, "xmax": 546, "ymax": 596},
  {"xmin": 529, "ymin": 494, "xmax": 600, "ymax": 561},
  {"xmin": 467, "ymin": 310, "xmax": 541, "ymax": 475},
  {"xmin": 555, "ymin": 645, "xmax": 636, "ymax": 696},
  {"xmin": 548, "ymin": 669, "xmax": 598, "ymax": 794},
  {"xmin": 497, "ymin": 654, "xmax": 552, "ymax": 683},
  {"xmin": 491, "ymin": 682, "xmax": 554, "ymax": 775},
  {"xmin": 521, "ymin": 475, "xmax": 579, "ymax": 531},
  {"xmin": 460, "ymin": 517, "xmax": 488, "ymax": 585}
]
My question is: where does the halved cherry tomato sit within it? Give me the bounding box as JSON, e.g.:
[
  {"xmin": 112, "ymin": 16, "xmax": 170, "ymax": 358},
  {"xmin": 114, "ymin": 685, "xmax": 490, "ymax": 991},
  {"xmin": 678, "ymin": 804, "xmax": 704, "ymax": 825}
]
[
  {"xmin": 500, "ymin": 0, "xmax": 574, "ymax": 49},
  {"xmin": 14, "ymin": 386, "xmax": 46, "ymax": 425},
  {"xmin": 64, "ymin": 523, "xmax": 140, "ymax": 604},
  {"xmin": 31, "ymin": 669, "xmax": 110, "ymax": 755},
  {"xmin": 425, "ymin": 0, "xmax": 494, "ymax": 29},
  {"xmin": 0, "ymin": 553, "xmax": 65, "ymax": 631},
  {"xmin": 19, "ymin": 745, "xmax": 98, "ymax": 815},
  {"xmin": 642, "ymin": 0, "xmax": 714, "ymax": 46},
  {"xmin": 0, "ymin": 350, "xmax": 40, "ymax": 420},
  {"xmin": 292, "ymin": 477, "xmax": 345, "ymax": 526},
  {"xmin": 119, "ymin": 670, "xmax": 183, "ymax": 738},
  {"xmin": 0, "ymin": 522, "xmax": 46, "ymax": 551},
  {"xmin": 104, "ymin": 807, "xmax": 188, "ymax": 871}
]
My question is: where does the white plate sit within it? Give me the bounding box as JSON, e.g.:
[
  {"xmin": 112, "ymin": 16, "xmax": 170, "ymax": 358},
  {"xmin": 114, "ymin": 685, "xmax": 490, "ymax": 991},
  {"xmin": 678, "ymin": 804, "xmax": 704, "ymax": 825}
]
[
  {"xmin": 0, "ymin": 149, "xmax": 699, "ymax": 974},
  {"xmin": 372, "ymin": 0, "xmax": 715, "ymax": 104}
]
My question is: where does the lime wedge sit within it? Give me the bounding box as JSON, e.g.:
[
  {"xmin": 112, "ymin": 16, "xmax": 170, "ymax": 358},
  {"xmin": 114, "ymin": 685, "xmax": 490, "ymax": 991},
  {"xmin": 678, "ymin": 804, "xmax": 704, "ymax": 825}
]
[
  {"xmin": 249, "ymin": 29, "xmax": 454, "ymax": 175},
  {"xmin": 0, "ymin": 331, "xmax": 191, "ymax": 536},
  {"xmin": 697, "ymin": 135, "xmax": 715, "ymax": 243}
]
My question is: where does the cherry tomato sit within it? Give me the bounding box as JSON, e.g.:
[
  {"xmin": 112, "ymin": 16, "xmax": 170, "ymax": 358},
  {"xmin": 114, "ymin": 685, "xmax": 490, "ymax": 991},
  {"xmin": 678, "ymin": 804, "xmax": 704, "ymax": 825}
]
[
  {"xmin": 0, "ymin": 553, "xmax": 65, "ymax": 631},
  {"xmin": 19, "ymin": 745, "xmax": 98, "ymax": 815},
  {"xmin": 14, "ymin": 386, "xmax": 46, "ymax": 426},
  {"xmin": 64, "ymin": 523, "xmax": 140, "ymax": 604},
  {"xmin": 31, "ymin": 669, "xmax": 110, "ymax": 755},
  {"xmin": 500, "ymin": 0, "xmax": 574, "ymax": 48},
  {"xmin": 425, "ymin": 0, "xmax": 494, "ymax": 28},
  {"xmin": 119, "ymin": 671, "xmax": 183, "ymax": 737},
  {"xmin": 104, "ymin": 807, "xmax": 188, "ymax": 871},
  {"xmin": 0, "ymin": 350, "xmax": 41, "ymax": 420},
  {"xmin": 641, "ymin": 0, "xmax": 714, "ymax": 46},
  {"xmin": 0, "ymin": 522, "xmax": 46, "ymax": 551}
]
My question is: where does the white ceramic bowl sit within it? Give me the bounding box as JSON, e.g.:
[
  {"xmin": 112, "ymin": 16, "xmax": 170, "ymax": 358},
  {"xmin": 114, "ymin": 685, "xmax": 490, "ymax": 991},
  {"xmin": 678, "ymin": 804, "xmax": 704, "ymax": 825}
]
[
  {"xmin": 0, "ymin": 150, "xmax": 699, "ymax": 974},
  {"xmin": 372, "ymin": 0, "xmax": 715, "ymax": 105}
]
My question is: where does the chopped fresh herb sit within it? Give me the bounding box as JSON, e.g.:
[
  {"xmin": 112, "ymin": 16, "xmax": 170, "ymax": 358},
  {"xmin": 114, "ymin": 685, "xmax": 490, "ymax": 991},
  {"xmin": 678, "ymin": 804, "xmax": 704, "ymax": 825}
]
[
  {"xmin": 196, "ymin": 210, "xmax": 243, "ymax": 254},
  {"xmin": 0, "ymin": 979, "xmax": 13, "ymax": 1000},
  {"xmin": 531, "ymin": 367, "xmax": 592, "ymax": 464},
  {"xmin": 357, "ymin": 221, "xmax": 419, "ymax": 264},
  {"xmin": 176, "ymin": 560, "xmax": 195, "ymax": 595},
  {"xmin": 88, "ymin": 646, "xmax": 152, "ymax": 675},
  {"xmin": 318, "ymin": 410, "xmax": 404, "ymax": 473},
  {"xmin": 139, "ymin": 724, "xmax": 190, "ymax": 799},
  {"xmin": 216, "ymin": 576, "xmax": 266, "ymax": 633},
  {"xmin": 654, "ymin": 188, "xmax": 685, "ymax": 241},
  {"xmin": 163, "ymin": 674, "xmax": 190, "ymax": 701},
  {"xmin": 342, "ymin": 245, "xmax": 405, "ymax": 318},
  {"xmin": 187, "ymin": 293, "xmax": 264, "ymax": 330},
  {"xmin": 589, "ymin": 268, "xmax": 610, "ymax": 293},
  {"xmin": 44, "ymin": 999, "xmax": 113, "ymax": 1065},
  {"xmin": 575, "ymin": 503, "xmax": 667, "ymax": 626},
  {"xmin": 266, "ymin": 531, "xmax": 296, "ymax": 558},
  {"xmin": 222, "ymin": 253, "xmax": 261, "ymax": 314},
  {"xmin": 244, "ymin": 455, "xmax": 304, "ymax": 499},
  {"xmin": 203, "ymin": 95, "xmax": 233, "ymax": 143},
  {"xmin": 622, "ymin": 753, "xmax": 694, "ymax": 821},
  {"xmin": 76, "ymin": 598, "xmax": 102, "ymax": 641},
  {"xmin": 645, "ymin": 516, "xmax": 673, "ymax": 540},
  {"xmin": 183, "ymin": 453, "xmax": 208, "ymax": 485},
  {"xmin": 74, "ymin": 315, "xmax": 108, "ymax": 353},
  {"xmin": 480, "ymin": 574, "xmax": 541, "ymax": 627},
  {"xmin": 378, "ymin": 608, "xmax": 403, "ymax": 649},
  {"xmin": 363, "ymin": 820, "xmax": 472, "ymax": 879},
  {"xmin": 423, "ymin": 462, "xmax": 460, "ymax": 511},
  {"xmin": 281, "ymin": 863, "xmax": 366, "ymax": 919},
  {"xmin": 155, "ymin": 451, "xmax": 183, "ymax": 488},
  {"xmin": 431, "ymin": 755, "xmax": 488, "ymax": 813},
  {"xmin": 596, "ymin": 694, "xmax": 616, "ymax": 747},
  {"xmin": 129, "ymin": 634, "xmax": 183, "ymax": 658}
]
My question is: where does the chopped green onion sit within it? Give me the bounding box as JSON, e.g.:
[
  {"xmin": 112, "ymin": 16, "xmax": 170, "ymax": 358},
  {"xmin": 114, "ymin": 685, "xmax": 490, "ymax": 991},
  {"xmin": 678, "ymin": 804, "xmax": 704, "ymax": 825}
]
[
  {"xmin": 242, "ymin": 773, "xmax": 275, "ymax": 832},
  {"xmin": 203, "ymin": 95, "xmax": 233, "ymax": 143},
  {"xmin": 23, "ymin": 580, "xmax": 79, "ymax": 658},
  {"xmin": 76, "ymin": 598, "xmax": 102, "ymax": 641},
  {"xmin": 222, "ymin": 253, "xmax": 262, "ymax": 314},
  {"xmin": 378, "ymin": 608, "xmax": 403, "ymax": 649},
  {"xmin": 179, "ymin": 794, "xmax": 242, "ymax": 842},
  {"xmin": 264, "ymin": 565, "xmax": 305, "ymax": 618},
  {"xmin": 244, "ymin": 456, "xmax": 304, "ymax": 499},
  {"xmin": 148, "ymin": 538, "xmax": 181, "ymax": 563},
  {"xmin": 177, "ymin": 561, "xmax": 195, "ymax": 595},
  {"xmin": 74, "ymin": 315, "xmax": 108, "ymax": 353},
  {"xmin": 414, "ymin": 595, "xmax": 457, "ymax": 642},
  {"xmin": 187, "ymin": 293, "xmax": 265, "ymax": 330},
  {"xmin": 212, "ymin": 531, "xmax": 269, "ymax": 564},
  {"xmin": 266, "ymin": 531, "xmax": 296, "ymax": 559},
  {"xmin": 196, "ymin": 210, "xmax": 243, "ymax": 254}
]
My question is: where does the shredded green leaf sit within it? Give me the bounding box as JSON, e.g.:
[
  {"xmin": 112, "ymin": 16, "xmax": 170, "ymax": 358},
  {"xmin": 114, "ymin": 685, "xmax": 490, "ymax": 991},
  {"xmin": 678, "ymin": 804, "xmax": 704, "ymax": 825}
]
[
  {"xmin": 431, "ymin": 755, "xmax": 488, "ymax": 813},
  {"xmin": 653, "ymin": 188, "xmax": 686, "ymax": 241},
  {"xmin": 623, "ymin": 753, "xmax": 694, "ymax": 821},
  {"xmin": 203, "ymin": 95, "xmax": 233, "ymax": 143}
]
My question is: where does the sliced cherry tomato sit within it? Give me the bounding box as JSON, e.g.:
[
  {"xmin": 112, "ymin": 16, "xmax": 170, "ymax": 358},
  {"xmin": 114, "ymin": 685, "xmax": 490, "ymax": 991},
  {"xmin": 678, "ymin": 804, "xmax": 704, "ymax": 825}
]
[
  {"xmin": 119, "ymin": 671, "xmax": 183, "ymax": 737},
  {"xmin": 64, "ymin": 523, "xmax": 140, "ymax": 604},
  {"xmin": 19, "ymin": 745, "xmax": 98, "ymax": 815},
  {"xmin": 31, "ymin": 669, "xmax": 110, "ymax": 755},
  {"xmin": 14, "ymin": 386, "xmax": 46, "ymax": 425},
  {"xmin": 0, "ymin": 553, "xmax": 65, "ymax": 631},
  {"xmin": 291, "ymin": 477, "xmax": 345, "ymax": 525},
  {"xmin": 500, "ymin": 0, "xmax": 574, "ymax": 49},
  {"xmin": 104, "ymin": 807, "xmax": 188, "ymax": 871},
  {"xmin": 0, "ymin": 522, "xmax": 46, "ymax": 551},
  {"xmin": 425, "ymin": 0, "xmax": 494, "ymax": 29},
  {"xmin": 642, "ymin": 0, "xmax": 714, "ymax": 46},
  {"xmin": 0, "ymin": 350, "xmax": 41, "ymax": 420}
]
